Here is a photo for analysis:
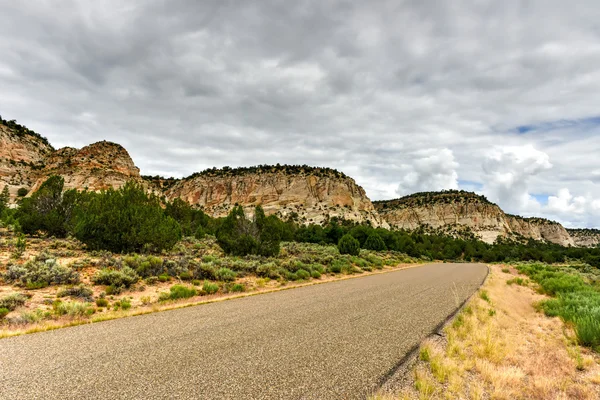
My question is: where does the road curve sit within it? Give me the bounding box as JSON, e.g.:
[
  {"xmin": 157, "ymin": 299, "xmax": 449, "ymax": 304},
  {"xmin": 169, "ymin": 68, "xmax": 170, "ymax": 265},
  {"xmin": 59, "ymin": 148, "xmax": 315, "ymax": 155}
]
[{"xmin": 0, "ymin": 263, "xmax": 487, "ymax": 400}]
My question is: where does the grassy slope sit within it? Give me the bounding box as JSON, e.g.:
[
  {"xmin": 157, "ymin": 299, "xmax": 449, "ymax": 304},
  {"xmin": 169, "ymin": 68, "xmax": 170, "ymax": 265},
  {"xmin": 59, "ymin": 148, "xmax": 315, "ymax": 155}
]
[{"xmin": 373, "ymin": 265, "xmax": 600, "ymax": 399}]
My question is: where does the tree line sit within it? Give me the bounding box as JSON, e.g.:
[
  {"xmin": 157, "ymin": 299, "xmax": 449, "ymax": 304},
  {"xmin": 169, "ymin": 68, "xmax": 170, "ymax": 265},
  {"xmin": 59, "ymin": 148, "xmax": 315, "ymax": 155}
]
[{"xmin": 2, "ymin": 176, "xmax": 599, "ymax": 267}]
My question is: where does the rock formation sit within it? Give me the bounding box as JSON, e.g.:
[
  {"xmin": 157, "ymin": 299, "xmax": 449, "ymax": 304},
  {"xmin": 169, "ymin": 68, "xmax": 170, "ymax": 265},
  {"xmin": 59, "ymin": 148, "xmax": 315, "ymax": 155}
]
[
  {"xmin": 159, "ymin": 166, "xmax": 388, "ymax": 227},
  {"xmin": 567, "ymin": 229, "xmax": 600, "ymax": 248},
  {"xmin": 374, "ymin": 191, "xmax": 574, "ymax": 246}
]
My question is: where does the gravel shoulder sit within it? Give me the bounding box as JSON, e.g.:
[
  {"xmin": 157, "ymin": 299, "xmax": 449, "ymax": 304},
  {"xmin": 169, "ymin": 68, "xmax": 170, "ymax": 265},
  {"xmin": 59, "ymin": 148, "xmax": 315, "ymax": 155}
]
[{"xmin": 0, "ymin": 262, "xmax": 488, "ymax": 400}]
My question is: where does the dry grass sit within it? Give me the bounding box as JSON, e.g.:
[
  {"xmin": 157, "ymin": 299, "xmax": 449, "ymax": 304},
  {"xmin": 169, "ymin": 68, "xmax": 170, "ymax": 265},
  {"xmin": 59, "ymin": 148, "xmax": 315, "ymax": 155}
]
[{"xmin": 374, "ymin": 265, "xmax": 600, "ymax": 400}]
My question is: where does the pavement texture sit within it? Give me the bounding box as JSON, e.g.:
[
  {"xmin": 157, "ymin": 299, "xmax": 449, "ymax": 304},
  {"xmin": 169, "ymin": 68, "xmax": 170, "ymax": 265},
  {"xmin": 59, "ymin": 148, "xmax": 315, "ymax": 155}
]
[{"xmin": 0, "ymin": 262, "xmax": 487, "ymax": 400}]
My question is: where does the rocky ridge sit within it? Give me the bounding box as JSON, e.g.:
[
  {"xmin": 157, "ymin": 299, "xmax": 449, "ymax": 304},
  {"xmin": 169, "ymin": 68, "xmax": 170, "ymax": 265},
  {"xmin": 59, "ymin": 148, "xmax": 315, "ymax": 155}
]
[
  {"xmin": 158, "ymin": 165, "xmax": 389, "ymax": 227},
  {"xmin": 374, "ymin": 191, "xmax": 575, "ymax": 246},
  {"xmin": 567, "ymin": 229, "xmax": 600, "ymax": 248},
  {"xmin": 1, "ymin": 119, "xmax": 595, "ymax": 245}
]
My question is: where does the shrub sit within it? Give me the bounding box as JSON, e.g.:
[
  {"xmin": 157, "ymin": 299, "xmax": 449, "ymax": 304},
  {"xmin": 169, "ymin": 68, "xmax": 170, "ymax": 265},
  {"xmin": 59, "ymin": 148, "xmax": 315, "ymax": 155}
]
[
  {"xmin": 115, "ymin": 298, "xmax": 132, "ymax": 310},
  {"xmin": 179, "ymin": 271, "xmax": 193, "ymax": 281},
  {"xmin": 54, "ymin": 301, "xmax": 92, "ymax": 317},
  {"xmin": 0, "ymin": 293, "xmax": 27, "ymax": 311},
  {"xmin": 166, "ymin": 285, "xmax": 197, "ymax": 300},
  {"xmin": 158, "ymin": 274, "xmax": 170, "ymax": 282},
  {"xmin": 256, "ymin": 262, "xmax": 280, "ymax": 279},
  {"xmin": 295, "ymin": 269, "xmax": 311, "ymax": 280},
  {"xmin": 194, "ymin": 263, "xmax": 216, "ymax": 280},
  {"xmin": 57, "ymin": 285, "xmax": 94, "ymax": 301},
  {"xmin": 17, "ymin": 187, "xmax": 28, "ymax": 197},
  {"xmin": 479, "ymin": 290, "xmax": 490, "ymax": 303},
  {"xmin": 216, "ymin": 267, "xmax": 236, "ymax": 282},
  {"xmin": 338, "ymin": 234, "xmax": 360, "ymax": 256},
  {"xmin": 71, "ymin": 182, "xmax": 181, "ymax": 253},
  {"xmin": 4, "ymin": 258, "xmax": 79, "ymax": 288},
  {"xmin": 92, "ymin": 267, "xmax": 139, "ymax": 288},
  {"xmin": 0, "ymin": 308, "xmax": 9, "ymax": 319},
  {"xmin": 95, "ymin": 298, "xmax": 109, "ymax": 308},
  {"xmin": 216, "ymin": 206, "xmax": 281, "ymax": 257},
  {"xmin": 124, "ymin": 255, "xmax": 164, "ymax": 278},
  {"xmin": 230, "ymin": 283, "xmax": 245, "ymax": 292},
  {"xmin": 363, "ymin": 233, "xmax": 386, "ymax": 251},
  {"xmin": 311, "ymin": 270, "xmax": 321, "ymax": 279},
  {"xmin": 202, "ymin": 281, "xmax": 219, "ymax": 295}
]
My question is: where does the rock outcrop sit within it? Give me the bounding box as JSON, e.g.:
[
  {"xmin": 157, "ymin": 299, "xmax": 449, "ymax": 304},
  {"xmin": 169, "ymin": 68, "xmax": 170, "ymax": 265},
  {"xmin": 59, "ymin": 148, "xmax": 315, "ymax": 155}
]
[
  {"xmin": 374, "ymin": 191, "xmax": 574, "ymax": 246},
  {"xmin": 159, "ymin": 166, "xmax": 388, "ymax": 227},
  {"xmin": 0, "ymin": 122, "xmax": 54, "ymax": 200},
  {"xmin": 30, "ymin": 141, "xmax": 141, "ymax": 193},
  {"xmin": 567, "ymin": 229, "xmax": 600, "ymax": 248}
]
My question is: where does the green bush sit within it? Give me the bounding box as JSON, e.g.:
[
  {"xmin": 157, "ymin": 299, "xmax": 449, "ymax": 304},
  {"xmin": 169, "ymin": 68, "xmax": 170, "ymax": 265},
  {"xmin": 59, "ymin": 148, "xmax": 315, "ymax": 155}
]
[
  {"xmin": 4, "ymin": 258, "xmax": 79, "ymax": 288},
  {"xmin": 53, "ymin": 301, "xmax": 92, "ymax": 317},
  {"xmin": 92, "ymin": 267, "xmax": 139, "ymax": 288},
  {"xmin": 17, "ymin": 187, "xmax": 28, "ymax": 197},
  {"xmin": 57, "ymin": 285, "xmax": 93, "ymax": 301},
  {"xmin": 216, "ymin": 206, "xmax": 281, "ymax": 257},
  {"xmin": 194, "ymin": 263, "xmax": 216, "ymax": 280},
  {"xmin": 16, "ymin": 176, "xmax": 76, "ymax": 237},
  {"xmin": 363, "ymin": 233, "xmax": 386, "ymax": 251},
  {"xmin": 216, "ymin": 267, "xmax": 236, "ymax": 282},
  {"xmin": 124, "ymin": 255, "xmax": 164, "ymax": 278},
  {"xmin": 72, "ymin": 182, "xmax": 181, "ymax": 253},
  {"xmin": 295, "ymin": 269, "xmax": 311, "ymax": 280},
  {"xmin": 519, "ymin": 263, "xmax": 600, "ymax": 349},
  {"xmin": 311, "ymin": 270, "xmax": 321, "ymax": 279},
  {"xmin": 95, "ymin": 298, "xmax": 109, "ymax": 308},
  {"xmin": 338, "ymin": 234, "xmax": 360, "ymax": 256},
  {"xmin": 166, "ymin": 285, "xmax": 197, "ymax": 300},
  {"xmin": 0, "ymin": 293, "xmax": 27, "ymax": 311},
  {"xmin": 0, "ymin": 308, "xmax": 10, "ymax": 318},
  {"xmin": 202, "ymin": 281, "xmax": 219, "ymax": 295},
  {"xmin": 230, "ymin": 283, "xmax": 245, "ymax": 292}
]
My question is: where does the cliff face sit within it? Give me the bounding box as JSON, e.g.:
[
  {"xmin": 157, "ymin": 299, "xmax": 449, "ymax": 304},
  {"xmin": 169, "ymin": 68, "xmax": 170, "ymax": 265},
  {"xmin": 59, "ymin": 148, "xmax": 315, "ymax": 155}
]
[
  {"xmin": 30, "ymin": 141, "xmax": 141, "ymax": 193},
  {"xmin": 374, "ymin": 191, "xmax": 574, "ymax": 246},
  {"xmin": 0, "ymin": 124, "xmax": 54, "ymax": 200},
  {"xmin": 162, "ymin": 167, "xmax": 388, "ymax": 227},
  {"xmin": 567, "ymin": 229, "xmax": 600, "ymax": 248}
]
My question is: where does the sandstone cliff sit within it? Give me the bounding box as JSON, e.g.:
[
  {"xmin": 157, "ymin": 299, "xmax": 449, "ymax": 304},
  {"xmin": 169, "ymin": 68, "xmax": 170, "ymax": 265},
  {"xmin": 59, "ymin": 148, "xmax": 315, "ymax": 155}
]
[
  {"xmin": 0, "ymin": 122, "xmax": 54, "ymax": 200},
  {"xmin": 374, "ymin": 191, "xmax": 574, "ymax": 246},
  {"xmin": 159, "ymin": 166, "xmax": 388, "ymax": 227},
  {"xmin": 567, "ymin": 229, "xmax": 600, "ymax": 248},
  {"xmin": 30, "ymin": 141, "xmax": 141, "ymax": 193}
]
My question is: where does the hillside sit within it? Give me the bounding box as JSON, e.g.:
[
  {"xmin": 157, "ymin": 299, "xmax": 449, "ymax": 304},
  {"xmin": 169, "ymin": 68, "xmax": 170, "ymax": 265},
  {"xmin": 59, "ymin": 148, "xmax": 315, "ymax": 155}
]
[
  {"xmin": 158, "ymin": 165, "xmax": 388, "ymax": 227},
  {"xmin": 1, "ymin": 117, "xmax": 596, "ymax": 243},
  {"xmin": 567, "ymin": 228, "xmax": 600, "ymax": 248},
  {"xmin": 0, "ymin": 119, "xmax": 54, "ymax": 201},
  {"xmin": 374, "ymin": 190, "xmax": 574, "ymax": 246}
]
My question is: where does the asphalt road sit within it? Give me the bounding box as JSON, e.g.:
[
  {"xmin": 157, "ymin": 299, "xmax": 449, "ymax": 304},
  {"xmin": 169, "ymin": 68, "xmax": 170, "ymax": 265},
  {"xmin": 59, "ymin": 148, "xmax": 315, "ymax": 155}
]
[{"xmin": 0, "ymin": 263, "xmax": 487, "ymax": 400}]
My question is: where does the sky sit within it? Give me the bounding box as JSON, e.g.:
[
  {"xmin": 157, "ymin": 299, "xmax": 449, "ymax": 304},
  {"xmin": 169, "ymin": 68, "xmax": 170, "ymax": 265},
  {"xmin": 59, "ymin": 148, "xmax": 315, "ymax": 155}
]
[{"xmin": 1, "ymin": 1, "xmax": 600, "ymax": 228}]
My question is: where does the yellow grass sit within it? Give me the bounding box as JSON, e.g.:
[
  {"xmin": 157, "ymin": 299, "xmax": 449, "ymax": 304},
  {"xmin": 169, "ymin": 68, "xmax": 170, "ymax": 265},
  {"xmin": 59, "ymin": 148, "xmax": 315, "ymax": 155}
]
[{"xmin": 373, "ymin": 265, "xmax": 600, "ymax": 400}]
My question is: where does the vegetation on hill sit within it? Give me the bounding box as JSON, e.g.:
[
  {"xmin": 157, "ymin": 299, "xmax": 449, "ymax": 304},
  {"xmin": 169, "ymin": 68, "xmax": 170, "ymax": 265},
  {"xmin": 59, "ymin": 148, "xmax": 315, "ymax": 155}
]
[
  {"xmin": 374, "ymin": 190, "xmax": 494, "ymax": 210},
  {"xmin": 567, "ymin": 228, "xmax": 600, "ymax": 236},
  {"xmin": 0, "ymin": 116, "xmax": 53, "ymax": 149},
  {"xmin": 183, "ymin": 164, "xmax": 348, "ymax": 180}
]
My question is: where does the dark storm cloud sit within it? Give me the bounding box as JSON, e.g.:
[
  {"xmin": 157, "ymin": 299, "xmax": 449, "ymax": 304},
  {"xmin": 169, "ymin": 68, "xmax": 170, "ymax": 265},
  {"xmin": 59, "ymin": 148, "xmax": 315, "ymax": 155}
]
[{"xmin": 1, "ymin": 0, "xmax": 600, "ymax": 226}]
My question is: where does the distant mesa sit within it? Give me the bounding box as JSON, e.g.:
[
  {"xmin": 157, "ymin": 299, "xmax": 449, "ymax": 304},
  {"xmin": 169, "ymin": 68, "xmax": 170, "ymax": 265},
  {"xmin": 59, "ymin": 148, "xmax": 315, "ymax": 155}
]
[{"xmin": 0, "ymin": 117, "xmax": 596, "ymax": 246}]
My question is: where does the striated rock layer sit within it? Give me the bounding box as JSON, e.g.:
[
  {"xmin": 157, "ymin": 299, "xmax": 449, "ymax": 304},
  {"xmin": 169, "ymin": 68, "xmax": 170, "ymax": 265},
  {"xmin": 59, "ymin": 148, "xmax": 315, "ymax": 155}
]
[
  {"xmin": 161, "ymin": 166, "xmax": 389, "ymax": 227},
  {"xmin": 0, "ymin": 124, "xmax": 54, "ymax": 200},
  {"xmin": 567, "ymin": 229, "xmax": 600, "ymax": 248},
  {"xmin": 30, "ymin": 141, "xmax": 141, "ymax": 193},
  {"xmin": 374, "ymin": 191, "xmax": 574, "ymax": 246}
]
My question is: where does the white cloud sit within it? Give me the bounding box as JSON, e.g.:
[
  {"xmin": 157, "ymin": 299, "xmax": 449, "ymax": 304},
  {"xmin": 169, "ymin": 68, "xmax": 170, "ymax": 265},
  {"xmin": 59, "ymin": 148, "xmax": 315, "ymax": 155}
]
[
  {"xmin": 482, "ymin": 145, "xmax": 551, "ymax": 214},
  {"xmin": 0, "ymin": 1, "xmax": 600, "ymax": 226},
  {"xmin": 395, "ymin": 149, "xmax": 459, "ymax": 196}
]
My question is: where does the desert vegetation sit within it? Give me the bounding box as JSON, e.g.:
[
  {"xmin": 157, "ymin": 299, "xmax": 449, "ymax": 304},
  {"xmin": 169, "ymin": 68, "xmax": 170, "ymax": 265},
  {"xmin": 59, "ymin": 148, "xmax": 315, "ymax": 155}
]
[
  {"xmin": 2, "ymin": 176, "xmax": 600, "ymax": 337},
  {"xmin": 373, "ymin": 264, "xmax": 600, "ymax": 399}
]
